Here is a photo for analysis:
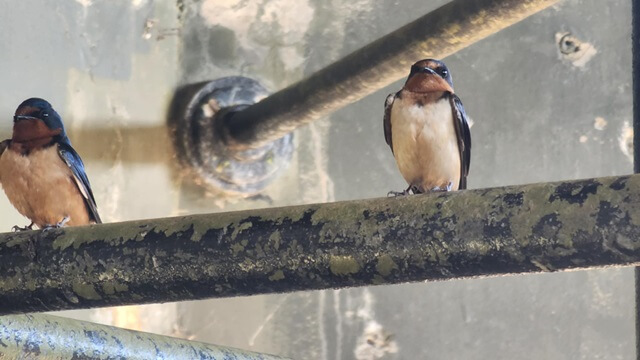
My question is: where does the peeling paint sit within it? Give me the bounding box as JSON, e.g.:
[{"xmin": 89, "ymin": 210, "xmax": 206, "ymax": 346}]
[
  {"xmin": 72, "ymin": 282, "xmax": 102, "ymax": 300},
  {"xmin": 232, "ymin": 221, "xmax": 253, "ymax": 240},
  {"xmin": 74, "ymin": 0, "xmax": 92, "ymax": 7},
  {"xmin": 352, "ymin": 289, "xmax": 398, "ymax": 360},
  {"xmin": 268, "ymin": 270, "xmax": 285, "ymax": 281},
  {"xmin": 199, "ymin": 0, "xmax": 315, "ymax": 81},
  {"xmin": 594, "ymin": 116, "xmax": 608, "ymax": 131},
  {"xmin": 268, "ymin": 230, "xmax": 282, "ymax": 250},
  {"xmin": 619, "ymin": 121, "xmax": 634, "ymax": 163},
  {"xmin": 556, "ymin": 32, "xmax": 598, "ymax": 68},
  {"xmin": 330, "ymin": 255, "xmax": 360, "ymax": 276},
  {"xmin": 102, "ymin": 281, "xmax": 129, "ymax": 295},
  {"xmin": 354, "ymin": 320, "xmax": 399, "ymax": 360},
  {"xmin": 375, "ymin": 254, "xmax": 397, "ymax": 277},
  {"xmin": 131, "ymin": 0, "xmax": 148, "ymax": 8}
]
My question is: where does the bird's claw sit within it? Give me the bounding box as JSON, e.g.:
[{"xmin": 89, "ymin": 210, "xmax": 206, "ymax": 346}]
[
  {"xmin": 387, "ymin": 190, "xmax": 409, "ymax": 197},
  {"xmin": 11, "ymin": 222, "xmax": 34, "ymax": 232},
  {"xmin": 446, "ymin": 181, "xmax": 453, "ymax": 191},
  {"xmin": 387, "ymin": 185, "xmax": 416, "ymax": 197},
  {"xmin": 42, "ymin": 216, "xmax": 70, "ymax": 231},
  {"xmin": 430, "ymin": 182, "xmax": 454, "ymax": 193}
]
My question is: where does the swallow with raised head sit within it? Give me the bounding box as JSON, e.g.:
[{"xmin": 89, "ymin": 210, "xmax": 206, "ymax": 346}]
[
  {"xmin": 384, "ymin": 59, "xmax": 471, "ymax": 195},
  {"xmin": 0, "ymin": 98, "xmax": 101, "ymax": 230}
]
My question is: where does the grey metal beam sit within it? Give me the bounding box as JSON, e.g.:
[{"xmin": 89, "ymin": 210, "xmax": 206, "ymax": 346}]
[
  {"xmin": 0, "ymin": 313, "xmax": 288, "ymax": 359},
  {"xmin": 1, "ymin": 174, "xmax": 640, "ymax": 315},
  {"xmin": 222, "ymin": 0, "xmax": 562, "ymax": 150}
]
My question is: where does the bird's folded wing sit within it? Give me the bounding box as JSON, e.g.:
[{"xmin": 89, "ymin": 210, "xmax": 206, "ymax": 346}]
[
  {"xmin": 383, "ymin": 92, "xmax": 398, "ymax": 153},
  {"xmin": 449, "ymin": 94, "xmax": 472, "ymax": 190},
  {"xmin": 57, "ymin": 142, "xmax": 102, "ymax": 223}
]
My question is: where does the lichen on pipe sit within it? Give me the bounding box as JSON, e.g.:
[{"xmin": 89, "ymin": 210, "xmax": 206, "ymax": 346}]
[
  {"xmin": 223, "ymin": 0, "xmax": 561, "ymax": 150},
  {"xmin": 0, "ymin": 313, "xmax": 288, "ymax": 359},
  {"xmin": 2, "ymin": 175, "xmax": 640, "ymax": 315}
]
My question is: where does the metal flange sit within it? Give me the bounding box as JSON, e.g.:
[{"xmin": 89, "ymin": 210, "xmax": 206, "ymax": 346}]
[{"xmin": 170, "ymin": 77, "xmax": 294, "ymax": 195}]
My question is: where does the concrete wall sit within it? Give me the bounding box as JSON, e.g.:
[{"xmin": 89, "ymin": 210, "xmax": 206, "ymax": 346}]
[{"xmin": 0, "ymin": 0, "xmax": 634, "ymax": 359}]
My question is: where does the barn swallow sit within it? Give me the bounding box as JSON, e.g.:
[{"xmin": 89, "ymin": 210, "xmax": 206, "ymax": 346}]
[
  {"xmin": 0, "ymin": 98, "xmax": 101, "ymax": 230},
  {"xmin": 384, "ymin": 59, "xmax": 471, "ymax": 195}
]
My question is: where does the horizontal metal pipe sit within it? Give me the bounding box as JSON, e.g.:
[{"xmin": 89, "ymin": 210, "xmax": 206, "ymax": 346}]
[
  {"xmin": 223, "ymin": 0, "xmax": 561, "ymax": 149},
  {"xmin": 1, "ymin": 175, "xmax": 640, "ymax": 315},
  {"xmin": 0, "ymin": 313, "xmax": 288, "ymax": 359}
]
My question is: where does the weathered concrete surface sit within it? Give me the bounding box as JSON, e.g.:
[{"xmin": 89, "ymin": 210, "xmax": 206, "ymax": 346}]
[
  {"xmin": 0, "ymin": 0, "xmax": 186, "ymax": 343},
  {"xmin": 179, "ymin": 0, "xmax": 635, "ymax": 359},
  {"xmin": 0, "ymin": 0, "xmax": 635, "ymax": 359},
  {"xmin": 323, "ymin": 1, "xmax": 635, "ymax": 359},
  {"xmin": 223, "ymin": 0, "xmax": 561, "ymax": 150}
]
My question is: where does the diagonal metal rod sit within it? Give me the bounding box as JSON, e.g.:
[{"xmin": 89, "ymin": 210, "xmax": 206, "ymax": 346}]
[
  {"xmin": 0, "ymin": 313, "xmax": 288, "ymax": 359},
  {"xmin": 2, "ymin": 174, "xmax": 640, "ymax": 315},
  {"xmin": 223, "ymin": 0, "xmax": 561, "ymax": 150}
]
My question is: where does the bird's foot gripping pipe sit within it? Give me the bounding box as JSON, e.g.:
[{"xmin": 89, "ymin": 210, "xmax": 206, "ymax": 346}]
[
  {"xmin": 387, "ymin": 185, "xmax": 416, "ymax": 197},
  {"xmin": 387, "ymin": 190, "xmax": 409, "ymax": 197},
  {"xmin": 11, "ymin": 222, "xmax": 33, "ymax": 232},
  {"xmin": 430, "ymin": 181, "xmax": 454, "ymax": 192},
  {"xmin": 41, "ymin": 216, "xmax": 69, "ymax": 231}
]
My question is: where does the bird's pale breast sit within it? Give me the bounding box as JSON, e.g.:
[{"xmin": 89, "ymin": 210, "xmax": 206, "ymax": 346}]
[
  {"xmin": 391, "ymin": 95, "xmax": 461, "ymax": 191},
  {"xmin": 0, "ymin": 145, "xmax": 90, "ymax": 227}
]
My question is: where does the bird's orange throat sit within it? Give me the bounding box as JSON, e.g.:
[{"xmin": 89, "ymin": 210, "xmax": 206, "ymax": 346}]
[
  {"xmin": 404, "ymin": 73, "xmax": 453, "ymax": 94},
  {"xmin": 10, "ymin": 118, "xmax": 62, "ymax": 154}
]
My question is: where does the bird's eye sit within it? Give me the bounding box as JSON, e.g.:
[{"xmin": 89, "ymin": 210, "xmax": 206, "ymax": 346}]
[{"xmin": 438, "ymin": 68, "xmax": 448, "ymax": 77}]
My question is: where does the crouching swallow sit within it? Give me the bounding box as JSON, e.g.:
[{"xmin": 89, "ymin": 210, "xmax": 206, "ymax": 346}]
[
  {"xmin": 384, "ymin": 59, "xmax": 471, "ymax": 195},
  {"xmin": 0, "ymin": 98, "xmax": 101, "ymax": 230}
]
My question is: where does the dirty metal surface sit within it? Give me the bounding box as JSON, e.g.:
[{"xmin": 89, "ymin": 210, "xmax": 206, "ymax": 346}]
[{"xmin": 1, "ymin": 175, "xmax": 639, "ymax": 315}]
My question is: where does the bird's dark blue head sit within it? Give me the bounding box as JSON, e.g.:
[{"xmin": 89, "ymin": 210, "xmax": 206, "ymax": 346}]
[
  {"xmin": 405, "ymin": 59, "xmax": 454, "ymax": 92},
  {"xmin": 408, "ymin": 59, "xmax": 453, "ymax": 87},
  {"xmin": 12, "ymin": 98, "xmax": 69, "ymax": 147}
]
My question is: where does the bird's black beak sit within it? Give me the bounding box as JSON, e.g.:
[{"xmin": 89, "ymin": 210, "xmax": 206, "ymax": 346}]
[
  {"xmin": 13, "ymin": 115, "xmax": 41, "ymax": 123},
  {"xmin": 419, "ymin": 67, "xmax": 436, "ymax": 75}
]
